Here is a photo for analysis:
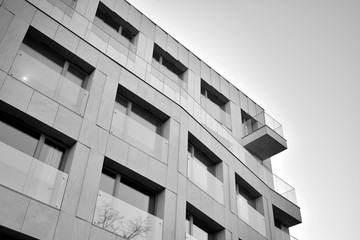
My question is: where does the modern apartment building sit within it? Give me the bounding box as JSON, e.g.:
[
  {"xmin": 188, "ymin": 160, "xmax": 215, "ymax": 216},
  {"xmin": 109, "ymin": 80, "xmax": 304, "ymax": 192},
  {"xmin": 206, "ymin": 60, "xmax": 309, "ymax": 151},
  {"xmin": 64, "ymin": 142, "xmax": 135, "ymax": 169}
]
[{"xmin": 0, "ymin": 0, "xmax": 302, "ymax": 239}]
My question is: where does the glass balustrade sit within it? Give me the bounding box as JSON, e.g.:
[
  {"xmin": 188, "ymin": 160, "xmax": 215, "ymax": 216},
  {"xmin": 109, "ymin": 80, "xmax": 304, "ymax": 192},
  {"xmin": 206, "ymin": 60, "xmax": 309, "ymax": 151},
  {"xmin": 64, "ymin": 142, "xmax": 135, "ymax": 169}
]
[
  {"xmin": 93, "ymin": 190, "xmax": 163, "ymax": 240},
  {"xmin": 200, "ymin": 96, "xmax": 231, "ymax": 129},
  {"xmin": 237, "ymin": 195, "xmax": 266, "ymax": 236},
  {"xmin": 110, "ymin": 109, "xmax": 169, "ymax": 163},
  {"xmin": 10, "ymin": 49, "xmax": 89, "ymax": 115},
  {"xmin": 187, "ymin": 156, "xmax": 224, "ymax": 205},
  {"xmin": 274, "ymin": 227, "xmax": 299, "ymax": 240},
  {"xmin": 242, "ymin": 112, "xmax": 284, "ymax": 137},
  {"xmin": 185, "ymin": 232, "xmax": 198, "ymax": 240},
  {"xmin": 0, "ymin": 142, "xmax": 68, "ymax": 209}
]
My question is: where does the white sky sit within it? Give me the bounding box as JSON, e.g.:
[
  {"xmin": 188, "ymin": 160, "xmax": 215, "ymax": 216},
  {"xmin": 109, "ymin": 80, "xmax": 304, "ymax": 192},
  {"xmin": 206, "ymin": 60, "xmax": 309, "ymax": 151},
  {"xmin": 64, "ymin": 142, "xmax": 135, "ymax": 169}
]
[{"xmin": 126, "ymin": 0, "xmax": 360, "ymax": 239}]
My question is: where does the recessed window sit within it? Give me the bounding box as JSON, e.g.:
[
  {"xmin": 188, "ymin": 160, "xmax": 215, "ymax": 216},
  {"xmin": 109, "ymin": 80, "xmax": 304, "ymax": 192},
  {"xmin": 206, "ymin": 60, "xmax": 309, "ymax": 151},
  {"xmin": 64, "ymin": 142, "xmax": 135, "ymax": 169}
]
[
  {"xmin": 0, "ymin": 114, "xmax": 66, "ymax": 170},
  {"xmin": 201, "ymin": 80, "xmax": 229, "ymax": 112},
  {"xmin": 152, "ymin": 44, "xmax": 187, "ymax": 79},
  {"xmin": 100, "ymin": 166, "xmax": 156, "ymax": 214},
  {"xmin": 241, "ymin": 110, "xmax": 260, "ymax": 137},
  {"xmin": 186, "ymin": 213, "xmax": 209, "ymax": 240},
  {"xmin": 95, "ymin": 2, "xmax": 138, "ymax": 42}
]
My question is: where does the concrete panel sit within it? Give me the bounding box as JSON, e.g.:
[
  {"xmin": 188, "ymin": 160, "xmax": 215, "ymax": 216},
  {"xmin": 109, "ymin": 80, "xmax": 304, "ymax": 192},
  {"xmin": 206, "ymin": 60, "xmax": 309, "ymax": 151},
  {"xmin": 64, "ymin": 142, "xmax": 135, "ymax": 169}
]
[
  {"xmin": 229, "ymin": 84, "xmax": 240, "ymax": 106},
  {"xmin": 178, "ymin": 110, "xmax": 189, "ymax": 176},
  {"xmin": 89, "ymin": 226, "xmax": 116, "ymax": 240},
  {"xmin": 106, "ymin": 134, "xmax": 129, "ymax": 166},
  {"xmin": 147, "ymin": 156, "xmax": 167, "ymax": 187},
  {"xmin": 154, "ymin": 91, "xmax": 172, "ymax": 115},
  {"xmin": 166, "ymin": 119, "xmax": 180, "ymax": 192},
  {"xmin": 240, "ymin": 91, "xmax": 248, "ymax": 113},
  {"xmin": 3, "ymin": 0, "xmax": 36, "ymax": 24},
  {"xmin": 189, "ymin": 52, "xmax": 200, "ymax": 76},
  {"xmin": 31, "ymin": 10, "xmax": 59, "ymax": 39},
  {"xmin": 144, "ymin": 36, "xmax": 154, "ymax": 63},
  {"xmin": 248, "ymin": 98, "xmax": 256, "ymax": 117},
  {"xmin": 54, "ymin": 25, "xmax": 80, "ymax": 53},
  {"xmin": 97, "ymin": 76, "xmax": 117, "ymax": 131},
  {"xmin": 230, "ymin": 102, "xmax": 242, "ymax": 142},
  {"xmin": 137, "ymin": 79, "xmax": 156, "ymax": 105},
  {"xmin": 127, "ymin": 146, "xmax": 149, "ymax": 177},
  {"xmin": 154, "ymin": 26, "xmax": 167, "ymax": 51},
  {"xmin": 132, "ymin": 55, "xmax": 147, "ymax": 80},
  {"xmin": 84, "ymin": 0, "xmax": 99, "ymax": 21},
  {"xmin": 178, "ymin": 44, "xmax": 189, "ymax": 68},
  {"xmin": 114, "ymin": 0, "xmax": 130, "ymax": 21},
  {"xmin": 162, "ymin": 190, "xmax": 177, "ymax": 239},
  {"xmin": 140, "ymin": 15, "xmax": 155, "ymax": 40},
  {"xmin": 0, "ymin": 187, "xmax": 29, "ymax": 231},
  {"xmin": 175, "ymin": 190, "xmax": 186, "ymax": 240},
  {"xmin": 186, "ymin": 180, "xmax": 201, "ymax": 207},
  {"xmin": 171, "ymin": 101, "xmax": 181, "ymax": 123},
  {"xmin": 200, "ymin": 190, "xmax": 214, "ymax": 218},
  {"xmin": 0, "ymin": 16, "xmax": 28, "ymax": 72},
  {"xmin": 228, "ymin": 168, "xmax": 237, "ymax": 215},
  {"xmin": 22, "ymin": 200, "xmax": 59, "ymax": 240},
  {"xmin": 119, "ymin": 68, "xmax": 139, "ymax": 94},
  {"xmin": 54, "ymin": 212, "xmax": 91, "ymax": 240},
  {"xmin": 102, "ymin": 0, "xmax": 115, "ymax": 10},
  {"xmin": 200, "ymin": 61, "xmax": 211, "ymax": 84},
  {"xmin": 77, "ymin": 150, "xmax": 104, "ymax": 222},
  {"xmin": 53, "ymin": 106, "xmax": 82, "ymax": 140},
  {"xmin": 220, "ymin": 76, "xmax": 230, "ymax": 99},
  {"xmin": 79, "ymin": 118, "xmax": 108, "ymax": 154},
  {"xmin": 0, "ymin": 76, "xmax": 33, "ymax": 112},
  {"xmin": 135, "ymin": 33, "xmax": 147, "ymax": 61},
  {"xmin": 27, "ymin": 91, "xmax": 59, "ymax": 126},
  {"xmin": 0, "ymin": 70, "xmax": 6, "ymax": 88},
  {"xmin": 211, "ymin": 69, "xmax": 221, "ymax": 92},
  {"xmin": 0, "ymin": 8, "xmax": 13, "ymax": 43},
  {"xmin": 166, "ymin": 35, "xmax": 178, "ymax": 59},
  {"xmin": 97, "ymin": 54, "xmax": 122, "ymax": 81},
  {"xmin": 127, "ymin": 6, "xmax": 141, "ymax": 30},
  {"xmin": 84, "ymin": 70, "xmax": 106, "ymax": 123},
  {"xmin": 61, "ymin": 143, "xmax": 90, "ymax": 215}
]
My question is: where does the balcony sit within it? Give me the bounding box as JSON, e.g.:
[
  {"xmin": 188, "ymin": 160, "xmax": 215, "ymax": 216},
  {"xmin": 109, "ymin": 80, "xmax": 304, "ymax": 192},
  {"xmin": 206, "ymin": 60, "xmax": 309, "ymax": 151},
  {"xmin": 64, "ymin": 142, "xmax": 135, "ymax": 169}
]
[
  {"xmin": 0, "ymin": 142, "xmax": 68, "ymax": 209},
  {"xmin": 236, "ymin": 195, "xmax": 266, "ymax": 236},
  {"xmin": 274, "ymin": 227, "xmax": 299, "ymax": 240},
  {"xmin": 110, "ymin": 109, "xmax": 169, "ymax": 163},
  {"xmin": 9, "ymin": 49, "xmax": 89, "ymax": 116},
  {"xmin": 242, "ymin": 112, "xmax": 287, "ymax": 160},
  {"xmin": 187, "ymin": 156, "xmax": 224, "ymax": 205},
  {"xmin": 93, "ymin": 190, "xmax": 163, "ymax": 240},
  {"xmin": 200, "ymin": 95, "xmax": 231, "ymax": 130}
]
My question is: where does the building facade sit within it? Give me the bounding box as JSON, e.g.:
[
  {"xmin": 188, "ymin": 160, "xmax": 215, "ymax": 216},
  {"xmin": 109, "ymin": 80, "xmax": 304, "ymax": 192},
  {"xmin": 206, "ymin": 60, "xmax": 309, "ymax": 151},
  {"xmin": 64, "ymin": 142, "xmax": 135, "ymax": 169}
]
[{"xmin": 0, "ymin": 0, "xmax": 301, "ymax": 239}]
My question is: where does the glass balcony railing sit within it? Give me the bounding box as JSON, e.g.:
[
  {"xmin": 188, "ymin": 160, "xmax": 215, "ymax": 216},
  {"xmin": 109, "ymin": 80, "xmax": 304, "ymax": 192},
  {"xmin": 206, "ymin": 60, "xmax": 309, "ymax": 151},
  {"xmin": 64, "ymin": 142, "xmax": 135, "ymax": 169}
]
[
  {"xmin": 0, "ymin": 142, "xmax": 68, "ymax": 209},
  {"xmin": 10, "ymin": 49, "xmax": 89, "ymax": 115},
  {"xmin": 187, "ymin": 156, "xmax": 224, "ymax": 205},
  {"xmin": 242, "ymin": 112, "xmax": 284, "ymax": 137},
  {"xmin": 274, "ymin": 227, "xmax": 299, "ymax": 240},
  {"xmin": 185, "ymin": 232, "xmax": 198, "ymax": 240},
  {"xmin": 93, "ymin": 190, "xmax": 163, "ymax": 240},
  {"xmin": 110, "ymin": 109, "xmax": 169, "ymax": 163},
  {"xmin": 200, "ymin": 95, "xmax": 231, "ymax": 130},
  {"xmin": 237, "ymin": 195, "xmax": 266, "ymax": 236}
]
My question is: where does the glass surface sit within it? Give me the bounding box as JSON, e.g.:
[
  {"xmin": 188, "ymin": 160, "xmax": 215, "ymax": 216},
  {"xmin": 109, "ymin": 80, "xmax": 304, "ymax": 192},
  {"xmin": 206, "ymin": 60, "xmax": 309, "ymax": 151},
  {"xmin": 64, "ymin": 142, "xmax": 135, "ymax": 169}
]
[
  {"xmin": 65, "ymin": 64, "xmax": 86, "ymax": 87},
  {"xmin": 100, "ymin": 171, "xmax": 116, "ymax": 196},
  {"xmin": 55, "ymin": 76, "xmax": 89, "ymax": 115},
  {"xmin": 274, "ymin": 227, "xmax": 299, "ymax": 240},
  {"xmin": 23, "ymin": 158, "xmax": 68, "ymax": 209},
  {"xmin": 237, "ymin": 195, "xmax": 266, "ymax": 236},
  {"xmin": 111, "ymin": 109, "xmax": 168, "ymax": 163},
  {"xmin": 93, "ymin": 190, "xmax": 163, "ymax": 240},
  {"xmin": 185, "ymin": 233, "xmax": 198, "ymax": 240},
  {"xmin": 192, "ymin": 224, "xmax": 208, "ymax": 240},
  {"xmin": 131, "ymin": 104, "xmax": 162, "ymax": 134},
  {"xmin": 38, "ymin": 140, "xmax": 64, "ymax": 169},
  {"xmin": 118, "ymin": 182, "xmax": 150, "ymax": 213},
  {"xmin": 0, "ymin": 142, "xmax": 68, "ymax": 209},
  {"xmin": 187, "ymin": 156, "xmax": 224, "ymax": 205},
  {"xmin": 10, "ymin": 48, "xmax": 61, "ymax": 98},
  {"xmin": 0, "ymin": 119, "xmax": 39, "ymax": 157}
]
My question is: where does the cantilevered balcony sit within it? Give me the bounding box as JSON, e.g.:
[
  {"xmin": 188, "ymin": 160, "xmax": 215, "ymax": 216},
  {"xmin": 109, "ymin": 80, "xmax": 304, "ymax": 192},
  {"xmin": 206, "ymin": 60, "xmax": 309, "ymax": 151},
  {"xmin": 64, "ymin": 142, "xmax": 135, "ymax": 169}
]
[
  {"xmin": 274, "ymin": 227, "xmax": 299, "ymax": 240},
  {"xmin": 242, "ymin": 111, "xmax": 287, "ymax": 160}
]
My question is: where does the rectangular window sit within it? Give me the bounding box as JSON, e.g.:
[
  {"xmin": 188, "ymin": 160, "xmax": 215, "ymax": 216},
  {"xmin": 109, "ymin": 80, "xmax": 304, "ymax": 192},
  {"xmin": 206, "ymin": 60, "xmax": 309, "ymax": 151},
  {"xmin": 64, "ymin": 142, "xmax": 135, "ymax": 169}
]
[
  {"xmin": 93, "ymin": 159, "xmax": 164, "ymax": 239},
  {"xmin": 0, "ymin": 114, "xmax": 66, "ymax": 170},
  {"xmin": 9, "ymin": 27, "xmax": 93, "ymax": 115},
  {"xmin": 95, "ymin": 2, "xmax": 138, "ymax": 43},
  {"xmin": 187, "ymin": 135, "xmax": 224, "ymax": 204},
  {"xmin": 153, "ymin": 44, "xmax": 187, "ymax": 80}
]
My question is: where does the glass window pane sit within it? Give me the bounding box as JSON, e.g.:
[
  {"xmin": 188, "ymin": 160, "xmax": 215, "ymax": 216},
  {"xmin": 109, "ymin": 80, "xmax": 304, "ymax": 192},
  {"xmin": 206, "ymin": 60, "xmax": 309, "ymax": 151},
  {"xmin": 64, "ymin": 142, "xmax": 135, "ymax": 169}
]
[
  {"xmin": 193, "ymin": 224, "xmax": 208, "ymax": 240},
  {"xmin": 130, "ymin": 104, "xmax": 161, "ymax": 134},
  {"xmin": 65, "ymin": 64, "xmax": 86, "ymax": 87},
  {"xmin": 38, "ymin": 139, "xmax": 64, "ymax": 169},
  {"xmin": 100, "ymin": 170, "xmax": 116, "ymax": 196},
  {"xmin": 118, "ymin": 181, "xmax": 150, "ymax": 213},
  {"xmin": 0, "ymin": 119, "xmax": 39, "ymax": 157},
  {"xmin": 114, "ymin": 95, "xmax": 128, "ymax": 114}
]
